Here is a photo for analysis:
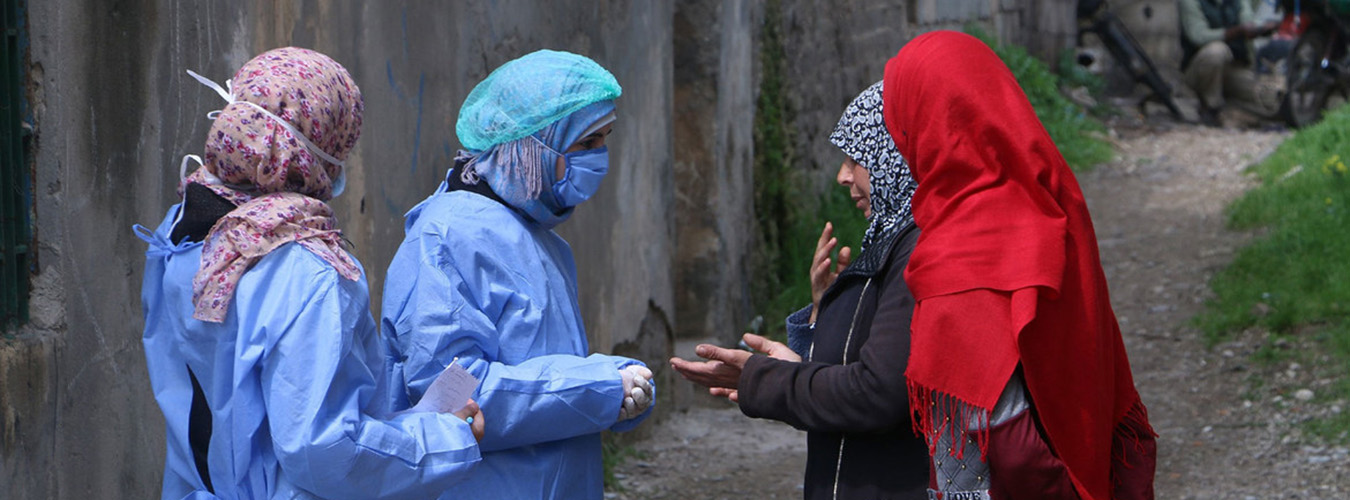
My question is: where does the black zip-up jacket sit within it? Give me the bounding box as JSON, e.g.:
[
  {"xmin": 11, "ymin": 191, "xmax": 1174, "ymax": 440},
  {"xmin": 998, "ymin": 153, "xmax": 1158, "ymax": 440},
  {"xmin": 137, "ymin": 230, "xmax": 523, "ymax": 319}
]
[{"xmin": 738, "ymin": 224, "xmax": 928, "ymax": 500}]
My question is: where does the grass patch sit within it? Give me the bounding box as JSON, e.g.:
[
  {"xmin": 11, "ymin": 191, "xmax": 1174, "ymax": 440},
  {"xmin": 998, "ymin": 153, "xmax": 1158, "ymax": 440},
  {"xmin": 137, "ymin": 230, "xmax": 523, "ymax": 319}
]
[
  {"xmin": 1196, "ymin": 106, "xmax": 1350, "ymax": 338},
  {"xmin": 1196, "ymin": 105, "xmax": 1350, "ymax": 440}
]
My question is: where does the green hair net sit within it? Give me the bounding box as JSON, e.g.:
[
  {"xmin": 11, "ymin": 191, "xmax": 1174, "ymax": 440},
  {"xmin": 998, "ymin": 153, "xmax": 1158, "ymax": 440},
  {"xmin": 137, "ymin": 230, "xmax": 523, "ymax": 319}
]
[{"xmin": 456, "ymin": 49, "xmax": 622, "ymax": 152}]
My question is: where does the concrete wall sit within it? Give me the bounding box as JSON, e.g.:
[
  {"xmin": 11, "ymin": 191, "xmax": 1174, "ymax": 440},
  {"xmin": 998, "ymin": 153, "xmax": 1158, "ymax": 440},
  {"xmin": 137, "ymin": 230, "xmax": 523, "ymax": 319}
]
[
  {"xmin": 0, "ymin": 0, "xmax": 1068, "ymax": 498},
  {"xmin": 2, "ymin": 1, "xmax": 673, "ymax": 497},
  {"xmin": 774, "ymin": 0, "xmax": 1072, "ymax": 198},
  {"xmin": 1113, "ymin": 0, "xmax": 1184, "ymax": 75},
  {"xmin": 671, "ymin": 0, "xmax": 758, "ymax": 343}
]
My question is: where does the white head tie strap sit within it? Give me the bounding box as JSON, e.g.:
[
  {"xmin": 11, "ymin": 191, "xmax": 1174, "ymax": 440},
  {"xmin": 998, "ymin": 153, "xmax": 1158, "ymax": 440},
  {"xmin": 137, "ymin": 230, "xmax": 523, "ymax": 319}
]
[
  {"xmin": 185, "ymin": 69, "xmax": 346, "ymax": 168},
  {"xmin": 180, "ymin": 154, "xmax": 202, "ymax": 182},
  {"xmin": 177, "ymin": 152, "xmax": 255, "ymax": 194}
]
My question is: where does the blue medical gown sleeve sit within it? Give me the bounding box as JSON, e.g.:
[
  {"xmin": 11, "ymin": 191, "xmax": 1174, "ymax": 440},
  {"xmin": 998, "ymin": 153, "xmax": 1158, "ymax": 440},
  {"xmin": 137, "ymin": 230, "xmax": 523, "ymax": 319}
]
[
  {"xmin": 460, "ymin": 352, "xmax": 652, "ymax": 447},
  {"xmin": 385, "ymin": 234, "xmax": 651, "ymax": 453},
  {"xmin": 254, "ymin": 267, "xmax": 480, "ymax": 499}
]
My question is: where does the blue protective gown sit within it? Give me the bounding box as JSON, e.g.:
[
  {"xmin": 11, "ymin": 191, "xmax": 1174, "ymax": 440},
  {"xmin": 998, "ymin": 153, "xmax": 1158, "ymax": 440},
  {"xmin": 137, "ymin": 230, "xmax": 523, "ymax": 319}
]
[
  {"xmin": 381, "ymin": 180, "xmax": 652, "ymax": 500},
  {"xmin": 139, "ymin": 205, "xmax": 481, "ymax": 500}
]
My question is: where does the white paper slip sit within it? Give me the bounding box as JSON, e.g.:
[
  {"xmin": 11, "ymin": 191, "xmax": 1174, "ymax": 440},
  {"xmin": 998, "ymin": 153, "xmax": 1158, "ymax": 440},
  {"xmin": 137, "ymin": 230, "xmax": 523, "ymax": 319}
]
[{"xmin": 407, "ymin": 360, "xmax": 480, "ymax": 414}]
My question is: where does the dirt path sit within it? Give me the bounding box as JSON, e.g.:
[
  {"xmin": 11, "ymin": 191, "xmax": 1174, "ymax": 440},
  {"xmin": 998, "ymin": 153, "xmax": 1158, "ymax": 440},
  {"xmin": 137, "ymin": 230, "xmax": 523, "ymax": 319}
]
[
  {"xmin": 1088, "ymin": 120, "xmax": 1348, "ymax": 499},
  {"xmin": 608, "ymin": 120, "xmax": 1349, "ymax": 499}
]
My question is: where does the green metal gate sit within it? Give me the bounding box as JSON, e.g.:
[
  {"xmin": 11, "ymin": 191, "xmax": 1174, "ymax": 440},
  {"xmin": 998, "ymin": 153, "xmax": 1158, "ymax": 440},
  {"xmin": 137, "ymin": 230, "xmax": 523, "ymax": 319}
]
[{"xmin": 0, "ymin": 0, "xmax": 28, "ymax": 328}]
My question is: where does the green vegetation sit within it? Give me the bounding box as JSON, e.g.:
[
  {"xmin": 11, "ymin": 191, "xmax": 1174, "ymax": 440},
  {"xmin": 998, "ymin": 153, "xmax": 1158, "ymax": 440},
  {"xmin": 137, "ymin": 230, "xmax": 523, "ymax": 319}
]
[
  {"xmin": 1196, "ymin": 105, "xmax": 1350, "ymax": 439},
  {"xmin": 1057, "ymin": 47, "xmax": 1106, "ymax": 97},
  {"xmin": 750, "ymin": 0, "xmax": 800, "ymax": 338},
  {"xmin": 967, "ymin": 26, "xmax": 1115, "ymax": 171},
  {"xmin": 750, "ymin": 0, "xmax": 868, "ymax": 338}
]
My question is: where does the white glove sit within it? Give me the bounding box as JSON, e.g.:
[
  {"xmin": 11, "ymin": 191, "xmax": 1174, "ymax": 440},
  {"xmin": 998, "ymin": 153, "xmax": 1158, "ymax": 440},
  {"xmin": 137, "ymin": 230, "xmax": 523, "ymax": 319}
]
[{"xmin": 617, "ymin": 365, "xmax": 654, "ymax": 421}]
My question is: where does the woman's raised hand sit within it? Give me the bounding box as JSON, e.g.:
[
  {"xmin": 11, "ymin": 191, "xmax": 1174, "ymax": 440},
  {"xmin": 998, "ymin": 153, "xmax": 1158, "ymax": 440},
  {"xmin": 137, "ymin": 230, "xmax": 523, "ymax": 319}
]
[{"xmin": 810, "ymin": 222, "xmax": 851, "ymax": 323}]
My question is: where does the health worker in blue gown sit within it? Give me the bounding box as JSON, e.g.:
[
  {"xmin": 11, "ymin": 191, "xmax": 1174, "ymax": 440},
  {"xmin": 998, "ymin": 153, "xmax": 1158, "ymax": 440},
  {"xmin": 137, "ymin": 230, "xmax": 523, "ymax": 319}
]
[
  {"xmin": 381, "ymin": 49, "xmax": 656, "ymax": 499},
  {"xmin": 138, "ymin": 47, "xmax": 484, "ymax": 500}
]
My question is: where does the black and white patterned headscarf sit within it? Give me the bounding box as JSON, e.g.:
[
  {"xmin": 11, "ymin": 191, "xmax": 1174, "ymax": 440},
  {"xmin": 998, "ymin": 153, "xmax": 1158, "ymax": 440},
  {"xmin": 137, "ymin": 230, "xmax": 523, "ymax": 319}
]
[{"xmin": 829, "ymin": 80, "xmax": 917, "ymax": 254}]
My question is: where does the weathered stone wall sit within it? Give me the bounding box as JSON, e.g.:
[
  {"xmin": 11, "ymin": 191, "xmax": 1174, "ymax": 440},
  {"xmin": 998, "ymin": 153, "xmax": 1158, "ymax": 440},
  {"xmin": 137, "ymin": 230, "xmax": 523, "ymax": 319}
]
[
  {"xmin": 672, "ymin": 0, "xmax": 758, "ymax": 343},
  {"xmin": 2, "ymin": 1, "xmax": 673, "ymax": 498},
  {"xmin": 773, "ymin": 0, "xmax": 1073, "ymax": 202}
]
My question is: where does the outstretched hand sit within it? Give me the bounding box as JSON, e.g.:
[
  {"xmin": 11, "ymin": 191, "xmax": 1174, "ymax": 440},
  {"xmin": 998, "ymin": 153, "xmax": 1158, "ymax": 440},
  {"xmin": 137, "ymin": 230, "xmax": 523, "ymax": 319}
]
[
  {"xmin": 743, "ymin": 333, "xmax": 801, "ymax": 363},
  {"xmin": 669, "ymin": 333, "xmax": 802, "ymax": 403},
  {"xmin": 669, "ymin": 343, "xmax": 751, "ymax": 391}
]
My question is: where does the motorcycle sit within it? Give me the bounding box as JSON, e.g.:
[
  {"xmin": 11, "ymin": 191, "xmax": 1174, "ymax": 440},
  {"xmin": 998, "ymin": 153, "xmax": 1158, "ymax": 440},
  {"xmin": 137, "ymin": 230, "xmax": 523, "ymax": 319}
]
[{"xmin": 1280, "ymin": 0, "xmax": 1350, "ymax": 127}]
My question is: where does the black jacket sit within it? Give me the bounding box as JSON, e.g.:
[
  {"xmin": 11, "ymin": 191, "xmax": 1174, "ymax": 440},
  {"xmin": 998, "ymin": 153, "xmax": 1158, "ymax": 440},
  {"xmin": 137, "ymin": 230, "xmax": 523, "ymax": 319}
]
[{"xmin": 738, "ymin": 224, "xmax": 928, "ymax": 500}]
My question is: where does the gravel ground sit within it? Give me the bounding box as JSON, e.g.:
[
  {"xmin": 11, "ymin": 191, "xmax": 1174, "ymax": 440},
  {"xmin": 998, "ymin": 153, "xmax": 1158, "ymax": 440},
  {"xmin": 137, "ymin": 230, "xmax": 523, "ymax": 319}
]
[{"xmin": 607, "ymin": 116, "xmax": 1350, "ymax": 499}]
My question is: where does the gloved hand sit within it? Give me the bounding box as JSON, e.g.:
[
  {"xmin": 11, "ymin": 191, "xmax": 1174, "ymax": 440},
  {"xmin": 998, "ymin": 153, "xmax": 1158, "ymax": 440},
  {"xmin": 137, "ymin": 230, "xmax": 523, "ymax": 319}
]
[{"xmin": 618, "ymin": 364, "xmax": 654, "ymax": 421}]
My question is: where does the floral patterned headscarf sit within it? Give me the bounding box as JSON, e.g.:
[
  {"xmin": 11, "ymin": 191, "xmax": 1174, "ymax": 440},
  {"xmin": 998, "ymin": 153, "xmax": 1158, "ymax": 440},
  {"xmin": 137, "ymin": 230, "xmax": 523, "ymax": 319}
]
[{"xmin": 184, "ymin": 47, "xmax": 363, "ymax": 323}]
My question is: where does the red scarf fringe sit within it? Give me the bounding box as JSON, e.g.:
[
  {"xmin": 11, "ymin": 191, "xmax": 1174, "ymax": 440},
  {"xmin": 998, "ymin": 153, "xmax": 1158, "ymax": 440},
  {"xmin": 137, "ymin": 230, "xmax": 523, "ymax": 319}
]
[
  {"xmin": 1113, "ymin": 398, "xmax": 1157, "ymax": 468},
  {"xmin": 909, "ymin": 380, "xmax": 993, "ymax": 460}
]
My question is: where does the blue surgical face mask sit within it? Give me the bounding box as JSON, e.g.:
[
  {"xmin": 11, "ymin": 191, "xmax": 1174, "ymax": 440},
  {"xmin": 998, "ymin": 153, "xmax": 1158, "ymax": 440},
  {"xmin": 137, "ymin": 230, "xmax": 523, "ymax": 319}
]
[{"xmin": 552, "ymin": 146, "xmax": 609, "ymax": 207}]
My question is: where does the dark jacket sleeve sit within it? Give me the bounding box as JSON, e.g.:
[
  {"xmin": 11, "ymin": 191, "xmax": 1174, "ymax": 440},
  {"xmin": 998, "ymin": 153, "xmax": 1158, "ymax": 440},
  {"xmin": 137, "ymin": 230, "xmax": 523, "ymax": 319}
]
[{"xmin": 736, "ymin": 237, "xmax": 916, "ymax": 433}]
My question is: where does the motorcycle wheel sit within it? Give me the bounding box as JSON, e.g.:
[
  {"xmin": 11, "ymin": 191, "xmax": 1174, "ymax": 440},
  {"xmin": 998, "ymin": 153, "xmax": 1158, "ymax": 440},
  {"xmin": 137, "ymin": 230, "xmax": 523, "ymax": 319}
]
[{"xmin": 1281, "ymin": 27, "xmax": 1334, "ymax": 127}]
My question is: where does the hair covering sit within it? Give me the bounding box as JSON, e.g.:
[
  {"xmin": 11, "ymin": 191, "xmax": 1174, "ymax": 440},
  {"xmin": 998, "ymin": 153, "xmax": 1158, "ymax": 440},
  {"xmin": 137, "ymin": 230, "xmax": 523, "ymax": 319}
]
[
  {"xmin": 457, "ymin": 50, "xmax": 620, "ymax": 151},
  {"xmin": 462, "ymin": 100, "xmax": 615, "ymax": 229},
  {"xmin": 184, "ymin": 47, "xmax": 363, "ymax": 323},
  {"xmin": 454, "ymin": 49, "xmax": 619, "ymax": 227},
  {"xmin": 455, "ymin": 50, "xmax": 620, "ymax": 201},
  {"xmin": 828, "ymin": 80, "xmax": 916, "ymax": 254},
  {"xmin": 883, "ymin": 31, "xmax": 1153, "ymax": 500}
]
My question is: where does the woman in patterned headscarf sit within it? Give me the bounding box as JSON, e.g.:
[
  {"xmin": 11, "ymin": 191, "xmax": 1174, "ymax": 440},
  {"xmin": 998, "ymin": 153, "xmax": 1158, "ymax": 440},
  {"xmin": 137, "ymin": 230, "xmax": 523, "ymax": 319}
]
[
  {"xmin": 671, "ymin": 81, "xmax": 929, "ymax": 499},
  {"xmin": 138, "ymin": 47, "xmax": 483, "ymax": 499}
]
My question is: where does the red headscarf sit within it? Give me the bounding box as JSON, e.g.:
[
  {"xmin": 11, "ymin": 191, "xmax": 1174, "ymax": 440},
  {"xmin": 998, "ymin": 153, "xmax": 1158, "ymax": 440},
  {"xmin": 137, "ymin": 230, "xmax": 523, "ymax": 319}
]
[{"xmin": 883, "ymin": 31, "xmax": 1153, "ymax": 500}]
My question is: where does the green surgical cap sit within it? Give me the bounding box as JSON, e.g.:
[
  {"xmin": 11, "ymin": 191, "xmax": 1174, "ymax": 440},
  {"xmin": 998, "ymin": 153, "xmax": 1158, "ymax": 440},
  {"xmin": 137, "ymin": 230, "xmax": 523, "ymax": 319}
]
[{"xmin": 456, "ymin": 49, "xmax": 622, "ymax": 152}]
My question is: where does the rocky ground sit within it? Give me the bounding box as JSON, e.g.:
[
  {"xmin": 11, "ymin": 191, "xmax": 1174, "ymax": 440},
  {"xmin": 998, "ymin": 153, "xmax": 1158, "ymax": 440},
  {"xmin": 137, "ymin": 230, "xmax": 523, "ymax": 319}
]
[{"xmin": 606, "ymin": 111, "xmax": 1350, "ymax": 499}]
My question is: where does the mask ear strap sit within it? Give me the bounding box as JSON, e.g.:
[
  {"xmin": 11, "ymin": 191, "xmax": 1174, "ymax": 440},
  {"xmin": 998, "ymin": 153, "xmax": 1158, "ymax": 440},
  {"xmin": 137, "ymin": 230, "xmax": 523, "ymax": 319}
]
[
  {"xmin": 185, "ymin": 69, "xmax": 347, "ymax": 169},
  {"xmin": 180, "ymin": 154, "xmax": 203, "ymax": 182},
  {"xmin": 527, "ymin": 133, "xmax": 565, "ymax": 157},
  {"xmin": 170, "ymin": 154, "xmax": 206, "ymax": 231},
  {"xmin": 186, "ymin": 69, "xmax": 232, "ymax": 102}
]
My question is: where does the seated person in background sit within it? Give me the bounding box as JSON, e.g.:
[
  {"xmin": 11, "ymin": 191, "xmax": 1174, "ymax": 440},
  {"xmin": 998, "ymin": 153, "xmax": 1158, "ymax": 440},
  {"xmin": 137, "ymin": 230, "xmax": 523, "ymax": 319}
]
[
  {"xmin": 1254, "ymin": 1, "xmax": 1310, "ymax": 74},
  {"xmin": 1179, "ymin": 0, "xmax": 1279, "ymax": 125}
]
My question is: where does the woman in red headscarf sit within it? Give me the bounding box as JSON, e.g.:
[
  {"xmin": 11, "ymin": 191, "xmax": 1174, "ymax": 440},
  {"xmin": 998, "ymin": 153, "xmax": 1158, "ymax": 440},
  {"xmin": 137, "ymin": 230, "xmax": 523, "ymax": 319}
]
[{"xmin": 881, "ymin": 31, "xmax": 1156, "ymax": 500}]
